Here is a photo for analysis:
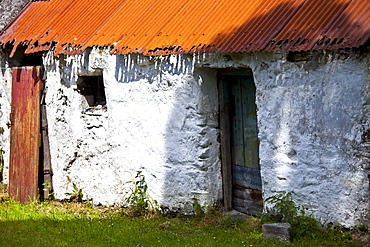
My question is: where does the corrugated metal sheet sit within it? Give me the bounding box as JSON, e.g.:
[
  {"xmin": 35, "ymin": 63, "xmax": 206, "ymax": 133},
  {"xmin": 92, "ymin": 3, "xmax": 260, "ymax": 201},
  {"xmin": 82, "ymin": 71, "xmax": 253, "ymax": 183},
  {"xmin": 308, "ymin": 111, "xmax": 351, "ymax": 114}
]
[{"xmin": 0, "ymin": 0, "xmax": 369, "ymax": 56}]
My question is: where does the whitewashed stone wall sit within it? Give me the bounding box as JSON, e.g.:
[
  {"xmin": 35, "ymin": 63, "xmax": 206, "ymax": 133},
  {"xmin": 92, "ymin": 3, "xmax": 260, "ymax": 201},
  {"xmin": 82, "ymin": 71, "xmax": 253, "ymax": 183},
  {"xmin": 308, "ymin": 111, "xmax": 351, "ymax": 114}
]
[
  {"xmin": 0, "ymin": 46, "xmax": 369, "ymax": 227},
  {"xmin": 0, "ymin": 50, "xmax": 12, "ymax": 184},
  {"xmin": 42, "ymin": 48, "xmax": 222, "ymax": 211},
  {"xmin": 253, "ymin": 51, "xmax": 370, "ymax": 228},
  {"xmin": 196, "ymin": 50, "xmax": 369, "ymax": 228}
]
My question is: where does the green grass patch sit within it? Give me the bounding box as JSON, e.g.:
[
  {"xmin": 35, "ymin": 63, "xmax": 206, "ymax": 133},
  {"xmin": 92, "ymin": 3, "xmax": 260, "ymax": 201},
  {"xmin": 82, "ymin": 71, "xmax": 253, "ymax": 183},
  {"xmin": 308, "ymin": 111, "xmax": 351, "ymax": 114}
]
[{"xmin": 0, "ymin": 198, "xmax": 365, "ymax": 247}]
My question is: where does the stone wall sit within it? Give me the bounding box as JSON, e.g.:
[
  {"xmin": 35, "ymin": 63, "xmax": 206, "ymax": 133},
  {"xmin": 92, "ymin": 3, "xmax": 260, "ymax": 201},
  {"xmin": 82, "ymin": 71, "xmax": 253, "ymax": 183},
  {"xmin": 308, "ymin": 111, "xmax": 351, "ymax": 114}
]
[
  {"xmin": 0, "ymin": 50, "xmax": 12, "ymax": 184},
  {"xmin": 253, "ymin": 51, "xmax": 370, "ymax": 228},
  {"xmin": 42, "ymin": 48, "xmax": 222, "ymax": 211},
  {"xmin": 195, "ymin": 50, "xmax": 369, "ymax": 228},
  {"xmin": 0, "ymin": 47, "xmax": 369, "ymax": 227}
]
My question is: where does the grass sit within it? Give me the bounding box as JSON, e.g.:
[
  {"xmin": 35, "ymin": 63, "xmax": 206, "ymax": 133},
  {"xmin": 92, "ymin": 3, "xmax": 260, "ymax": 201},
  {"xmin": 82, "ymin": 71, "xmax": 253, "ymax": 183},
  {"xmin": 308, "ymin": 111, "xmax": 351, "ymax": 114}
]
[{"xmin": 0, "ymin": 198, "xmax": 366, "ymax": 247}]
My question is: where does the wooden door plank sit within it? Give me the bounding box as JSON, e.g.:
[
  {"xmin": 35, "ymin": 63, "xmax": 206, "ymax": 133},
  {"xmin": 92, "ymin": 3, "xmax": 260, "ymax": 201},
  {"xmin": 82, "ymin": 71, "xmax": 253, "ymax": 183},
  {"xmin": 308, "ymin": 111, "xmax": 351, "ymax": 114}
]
[
  {"xmin": 9, "ymin": 66, "xmax": 42, "ymax": 204},
  {"xmin": 241, "ymin": 77, "xmax": 259, "ymax": 169},
  {"xmin": 230, "ymin": 78, "xmax": 245, "ymax": 167},
  {"xmin": 218, "ymin": 77, "xmax": 233, "ymax": 211}
]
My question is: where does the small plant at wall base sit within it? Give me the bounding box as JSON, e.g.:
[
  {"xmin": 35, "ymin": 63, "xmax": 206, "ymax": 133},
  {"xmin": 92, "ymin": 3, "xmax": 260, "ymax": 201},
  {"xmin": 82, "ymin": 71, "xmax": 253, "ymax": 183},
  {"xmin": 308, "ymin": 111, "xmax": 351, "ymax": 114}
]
[
  {"xmin": 124, "ymin": 170, "xmax": 157, "ymax": 216},
  {"xmin": 66, "ymin": 183, "xmax": 83, "ymax": 202},
  {"xmin": 262, "ymin": 192, "xmax": 358, "ymax": 243},
  {"xmin": 263, "ymin": 192, "xmax": 299, "ymax": 223},
  {"xmin": 193, "ymin": 198, "xmax": 205, "ymax": 217},
  {"xmin": 42, "ymin": 180, "xmax": 54, "ymax": 199}
]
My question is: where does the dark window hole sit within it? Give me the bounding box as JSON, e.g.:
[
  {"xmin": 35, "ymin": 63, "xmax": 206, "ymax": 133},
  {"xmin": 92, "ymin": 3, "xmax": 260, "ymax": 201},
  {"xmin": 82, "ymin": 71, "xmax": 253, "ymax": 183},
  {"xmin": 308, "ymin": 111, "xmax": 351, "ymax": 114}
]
[{"xmin": 77, "ymin": 76, "xmax": 107, "ymax": 108}]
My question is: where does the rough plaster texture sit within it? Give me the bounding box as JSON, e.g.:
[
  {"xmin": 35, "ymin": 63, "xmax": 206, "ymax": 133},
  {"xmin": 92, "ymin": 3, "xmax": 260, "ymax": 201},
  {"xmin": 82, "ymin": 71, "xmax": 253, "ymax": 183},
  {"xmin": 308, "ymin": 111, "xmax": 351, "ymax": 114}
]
[
  {"xmin": 0, "ymin": 47, "xmax": 369, "ymax": 227},
  {"xmin": 42, "ymin": 48, "xmax": 222, "ymax": 212},
  {"xmin": 253, "ymin": 51, "xmax": 370, "ymax": 228},
  {"xmin": 195, "ymin": 50, "xmax": 370, "ymax": 227},
  {"xmin": 0, "ymin": 50, "xmax": 12, "ymax": 183}
]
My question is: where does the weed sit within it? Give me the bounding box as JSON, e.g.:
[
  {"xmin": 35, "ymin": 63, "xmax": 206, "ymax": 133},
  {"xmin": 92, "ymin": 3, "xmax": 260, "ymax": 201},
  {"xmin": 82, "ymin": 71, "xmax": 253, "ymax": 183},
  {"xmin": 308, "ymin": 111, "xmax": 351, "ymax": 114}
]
[
  {"xmin": 42, "ymin": 180, "xmax": 54, "ymax": 199},
  {"xmin": 193, "ymin": 198, "xmax": 205, "ymax": 217},
  {"xmin": 124, "ymin": 170, "xmax": 157, "ymax": 216},
  {"xmin": 263, "ymin": 192, "xmax": 298, "ymax": 222},
  {"xmin": 262, "ymin": 193, "xmax": 366, "ymax": 245},
  {"xmin": 262, "ymin": 192, "xmax": 328, "ymax": 241},
  {"xmin": 66, "ymin": 183, "xmax": 83, "ymax": 202}
]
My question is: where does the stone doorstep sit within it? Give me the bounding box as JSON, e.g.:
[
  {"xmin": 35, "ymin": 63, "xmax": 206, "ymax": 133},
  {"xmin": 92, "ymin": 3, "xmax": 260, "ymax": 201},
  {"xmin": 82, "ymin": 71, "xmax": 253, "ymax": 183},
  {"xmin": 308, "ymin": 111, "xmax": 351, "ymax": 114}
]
[
  {"xmin": 262, "ymin": 222, "xmax": 291, "ymax": 243},
  {"xmin": 224, "ymin": 209, "xmax": 251, "ymax": 221}
]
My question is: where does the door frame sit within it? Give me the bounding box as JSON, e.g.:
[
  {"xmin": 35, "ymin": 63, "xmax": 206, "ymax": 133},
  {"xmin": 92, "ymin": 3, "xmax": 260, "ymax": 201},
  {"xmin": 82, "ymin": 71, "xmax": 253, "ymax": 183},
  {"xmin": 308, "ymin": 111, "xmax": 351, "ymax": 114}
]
[{"xmin": 218, "ymin": 68, "xmax": 258, "ymax": 212}]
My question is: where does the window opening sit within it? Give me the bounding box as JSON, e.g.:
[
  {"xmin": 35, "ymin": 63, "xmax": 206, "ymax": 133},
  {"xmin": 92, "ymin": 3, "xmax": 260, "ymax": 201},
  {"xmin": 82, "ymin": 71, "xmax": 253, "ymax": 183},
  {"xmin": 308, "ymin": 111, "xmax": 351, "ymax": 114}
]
[{"xmin": 77, "ymin": 76, "xmax": 107, "ymax": 109}]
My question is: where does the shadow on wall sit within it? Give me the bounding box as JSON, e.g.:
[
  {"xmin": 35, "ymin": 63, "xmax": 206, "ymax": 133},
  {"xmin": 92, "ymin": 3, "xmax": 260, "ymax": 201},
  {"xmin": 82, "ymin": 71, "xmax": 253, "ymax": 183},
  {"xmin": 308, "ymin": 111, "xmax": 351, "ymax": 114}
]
[
  {"xmin": 113, "ymin": 53, "xmax": 220, "ymax": 211},
  {"xmin": 106, "ymin": 1, "xmax": 370, "ymax": 223},
  {"xmin": 113, "ymin": 52, "xmax": 221, "ymax": 212},
  {"xmin": 114, "ymin": 53, "xmax": 197, "ymax": 84},
  {"xmin": 115, "ymin": 54, "xmax": 160, "ymax": 84},
  {"xmin": 201, "ymin": 0, "xmax": 370, "ymax": 225},
  {"xmin": 161, "ymin": 54, "xmax": 221, "ymax": 213}
]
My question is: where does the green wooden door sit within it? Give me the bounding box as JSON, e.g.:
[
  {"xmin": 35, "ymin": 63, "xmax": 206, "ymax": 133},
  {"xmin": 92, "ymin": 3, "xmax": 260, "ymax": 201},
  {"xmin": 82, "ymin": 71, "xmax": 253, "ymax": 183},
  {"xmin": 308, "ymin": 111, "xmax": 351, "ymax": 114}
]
[
  {"xmin": 219, "ymin": 69, "xmax": 262, "ymax": 215},
  {"xmin": 229, "ymin": 76, "xmax": 259, "ymax": 170}
]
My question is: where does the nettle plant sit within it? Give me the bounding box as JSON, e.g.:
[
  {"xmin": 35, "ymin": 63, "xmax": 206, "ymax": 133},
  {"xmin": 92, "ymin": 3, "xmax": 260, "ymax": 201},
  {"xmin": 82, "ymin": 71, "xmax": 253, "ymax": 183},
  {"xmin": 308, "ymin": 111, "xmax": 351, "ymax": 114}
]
[{"xmin": 124, "ymin": 170, "xmax": 157, "ymax": 216}]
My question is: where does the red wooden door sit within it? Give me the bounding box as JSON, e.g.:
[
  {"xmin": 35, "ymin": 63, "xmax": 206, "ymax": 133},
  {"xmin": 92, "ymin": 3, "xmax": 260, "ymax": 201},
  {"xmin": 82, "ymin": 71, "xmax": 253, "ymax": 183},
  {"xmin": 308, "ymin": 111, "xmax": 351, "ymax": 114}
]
[{"xmin": 9, "ymin": 66, "xmax": 43, "ymax": 204}]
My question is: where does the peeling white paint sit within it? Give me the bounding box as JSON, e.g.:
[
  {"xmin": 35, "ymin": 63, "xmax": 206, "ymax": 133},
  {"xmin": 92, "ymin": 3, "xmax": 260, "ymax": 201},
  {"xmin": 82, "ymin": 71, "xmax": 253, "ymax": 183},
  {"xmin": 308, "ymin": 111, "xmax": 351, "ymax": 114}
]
[
  {"xmin": 0, "ymin": 50, "xmax": 12, "ymax": 184},
  {"xmin": 40, "ymin": 49, "xmax": 222, "ymax": 211},
  {"xmin": 0, "ymin": 47, "xmax": 369, "ymax": 227}
]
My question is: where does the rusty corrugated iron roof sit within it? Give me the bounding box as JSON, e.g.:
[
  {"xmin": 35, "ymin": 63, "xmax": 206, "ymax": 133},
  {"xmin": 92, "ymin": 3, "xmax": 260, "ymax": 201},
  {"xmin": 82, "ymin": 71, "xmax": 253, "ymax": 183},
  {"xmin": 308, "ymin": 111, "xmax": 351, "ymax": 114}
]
[{"xmin": 0, "ymin": 0, "xmax": 369, "ymax": 57}]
